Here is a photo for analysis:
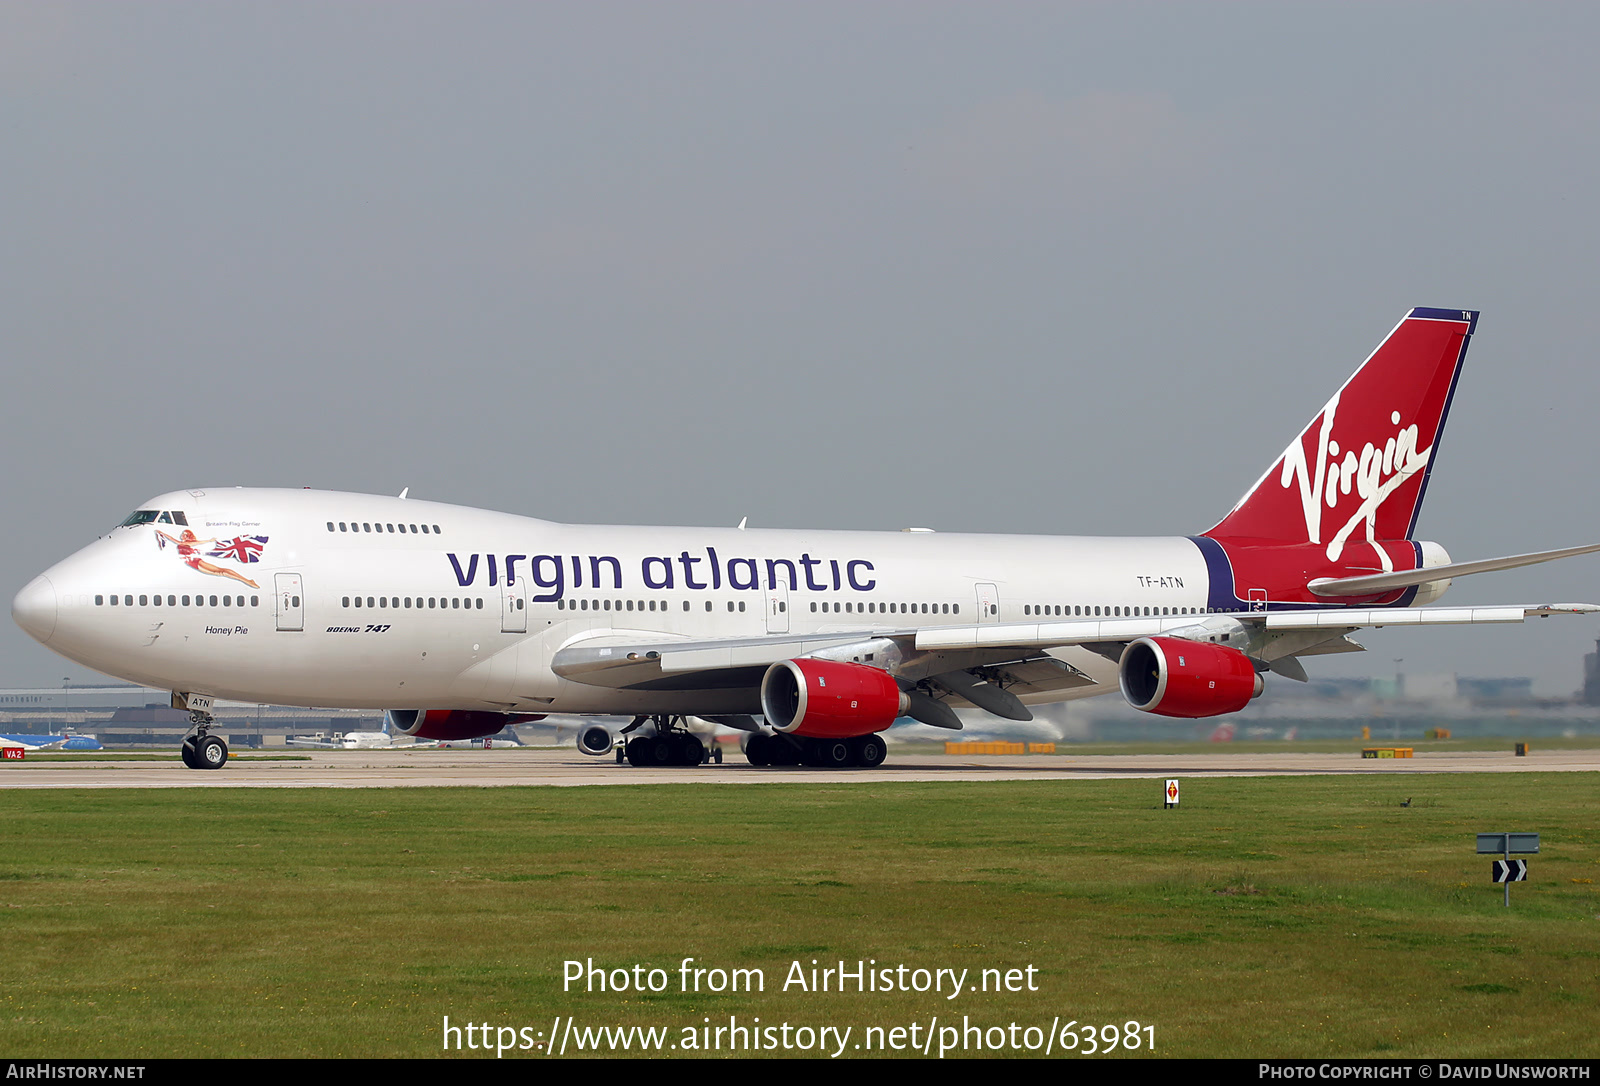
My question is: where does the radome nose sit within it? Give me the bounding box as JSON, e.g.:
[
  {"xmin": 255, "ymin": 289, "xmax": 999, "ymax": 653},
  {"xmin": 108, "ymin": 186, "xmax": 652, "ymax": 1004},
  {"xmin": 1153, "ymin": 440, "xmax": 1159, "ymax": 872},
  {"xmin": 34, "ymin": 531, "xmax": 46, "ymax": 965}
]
[{"xmin": 12, "ymin": 575, "xmax": 58, "ymax": 645}]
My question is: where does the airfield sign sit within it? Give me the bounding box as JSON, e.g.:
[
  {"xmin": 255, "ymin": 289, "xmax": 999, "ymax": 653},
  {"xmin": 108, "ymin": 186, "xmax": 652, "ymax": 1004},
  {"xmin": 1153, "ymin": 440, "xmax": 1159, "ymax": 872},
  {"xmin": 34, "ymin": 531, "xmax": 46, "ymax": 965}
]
[{"xmin": 1477, "ymin": 832, "xmax": 1539, "ymax": 906}]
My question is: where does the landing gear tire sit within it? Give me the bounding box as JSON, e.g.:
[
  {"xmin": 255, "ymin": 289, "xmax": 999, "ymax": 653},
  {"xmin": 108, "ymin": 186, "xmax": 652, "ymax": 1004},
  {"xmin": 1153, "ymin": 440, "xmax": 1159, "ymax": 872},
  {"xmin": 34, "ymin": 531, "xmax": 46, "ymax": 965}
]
[
  {"xmin": 194, "ymin": 734, "xmax": 228, "ymax": 770},
  {"xmin": 803, "ymin": 738, "xmax": 854, "ymax": 768},
  {"xmin": 764, "ymin": 736, "xmax": 802, "ymax": 766},
  {"xmin": 850, "ymin": 734, "xmax": 887, "ymax": 768},
  {"xmin": 180, "ymin": 738, "xmax": 199, "ymax": 769},
  {"xmin": 620, "ymin": 717, "xmax": 710, "ymax": 768},
  {"xmin": 674, "ymin": 734, "xmax": 704, "ymax": 766},
  {"xmin": 625, "ymin": 736, "xmax": 658, "ymax": 767},
  {"xmin": 744, "ymin": 734, "xmax": 771, "ymax": 766}
]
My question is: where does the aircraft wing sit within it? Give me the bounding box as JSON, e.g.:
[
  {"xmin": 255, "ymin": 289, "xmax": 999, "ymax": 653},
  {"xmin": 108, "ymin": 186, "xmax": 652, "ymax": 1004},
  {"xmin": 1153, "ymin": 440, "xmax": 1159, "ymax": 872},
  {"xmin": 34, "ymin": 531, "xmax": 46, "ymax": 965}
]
[
  {"xmin": 551, "ymin": 602, "xmax": 1599, "ymax": 722},
  {"xmin": 285, "ymin": 735, "xmax": 341, "ymax": 749}
]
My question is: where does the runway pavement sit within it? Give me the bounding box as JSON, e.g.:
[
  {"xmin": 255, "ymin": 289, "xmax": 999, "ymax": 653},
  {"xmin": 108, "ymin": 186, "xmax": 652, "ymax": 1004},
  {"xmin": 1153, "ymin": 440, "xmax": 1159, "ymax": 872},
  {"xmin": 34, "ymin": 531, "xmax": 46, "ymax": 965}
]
[{"xmin": 2, "ymin": 745, "xmax": 1596, "ymax": 788}]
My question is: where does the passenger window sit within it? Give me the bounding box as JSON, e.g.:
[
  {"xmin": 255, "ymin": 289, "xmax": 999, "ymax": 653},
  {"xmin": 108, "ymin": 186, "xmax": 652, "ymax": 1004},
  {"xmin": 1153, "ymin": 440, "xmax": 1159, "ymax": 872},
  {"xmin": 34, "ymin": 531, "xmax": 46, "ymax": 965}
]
[
  {"xmin": 140, "ymin": 595, "xmax": 148, "ymax": 606},
  {"xmin": 327, "ymin": 522, "xmax": 335, "ymax": 532},
  {"xmin": 340, "ymin": 523, "xmax": 347, "ymax": 532},
  {"xmin": 95, "ymin": 595, "xmax": 104, "ymax": 606}
]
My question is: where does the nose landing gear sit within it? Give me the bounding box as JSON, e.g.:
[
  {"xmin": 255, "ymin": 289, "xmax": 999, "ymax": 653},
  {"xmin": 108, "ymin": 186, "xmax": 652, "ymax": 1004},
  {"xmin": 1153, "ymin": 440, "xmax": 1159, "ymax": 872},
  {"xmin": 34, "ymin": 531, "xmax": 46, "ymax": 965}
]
[{"xmin": 180, "ymin": 711, "xmax": 229, "ymax": 770}]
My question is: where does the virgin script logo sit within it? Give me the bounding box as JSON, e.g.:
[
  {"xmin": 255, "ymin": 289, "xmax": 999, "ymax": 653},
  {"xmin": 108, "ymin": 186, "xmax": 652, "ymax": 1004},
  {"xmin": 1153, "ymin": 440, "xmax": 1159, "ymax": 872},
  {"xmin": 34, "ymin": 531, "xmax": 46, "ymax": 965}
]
[{"xmin": 1278, "ymin": 391, "xmax": 1431, "ymax": 565}]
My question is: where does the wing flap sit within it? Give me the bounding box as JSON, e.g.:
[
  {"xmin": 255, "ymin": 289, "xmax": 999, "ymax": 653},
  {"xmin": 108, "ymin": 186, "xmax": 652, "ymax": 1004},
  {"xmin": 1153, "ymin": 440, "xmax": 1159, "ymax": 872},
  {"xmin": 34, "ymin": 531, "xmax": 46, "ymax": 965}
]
[{"xmin": 917, "ymin": 603, "xmax": 1598, "ymax": 653}]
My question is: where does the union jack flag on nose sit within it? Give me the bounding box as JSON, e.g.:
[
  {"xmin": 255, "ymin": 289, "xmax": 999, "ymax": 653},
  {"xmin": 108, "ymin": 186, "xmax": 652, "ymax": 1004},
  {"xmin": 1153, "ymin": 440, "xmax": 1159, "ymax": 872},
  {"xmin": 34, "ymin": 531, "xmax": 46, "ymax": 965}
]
[{"xmin": 209, "ymin": 536, "xmax": 268, "ymax": 563}]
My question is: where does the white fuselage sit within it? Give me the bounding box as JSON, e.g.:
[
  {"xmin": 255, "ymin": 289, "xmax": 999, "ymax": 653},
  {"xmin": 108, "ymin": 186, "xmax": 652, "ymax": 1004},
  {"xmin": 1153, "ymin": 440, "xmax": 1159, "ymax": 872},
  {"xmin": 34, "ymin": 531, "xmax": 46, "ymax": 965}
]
[{"xmin": 17, "ymin": 488, "xmax": 1227, "ymax": 715}]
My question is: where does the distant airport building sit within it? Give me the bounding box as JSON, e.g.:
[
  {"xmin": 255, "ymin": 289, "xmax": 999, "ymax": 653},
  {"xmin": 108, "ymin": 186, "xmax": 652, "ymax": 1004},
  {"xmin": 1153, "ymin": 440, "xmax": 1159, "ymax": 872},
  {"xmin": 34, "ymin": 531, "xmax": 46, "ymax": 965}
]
[
  {"xmin": 0, "ymin": 683, "xmax": 384, "ymax": 748},
  {"xmin": 1583, "ymin": 635, "xmax": 1600, "ymax": 705}
]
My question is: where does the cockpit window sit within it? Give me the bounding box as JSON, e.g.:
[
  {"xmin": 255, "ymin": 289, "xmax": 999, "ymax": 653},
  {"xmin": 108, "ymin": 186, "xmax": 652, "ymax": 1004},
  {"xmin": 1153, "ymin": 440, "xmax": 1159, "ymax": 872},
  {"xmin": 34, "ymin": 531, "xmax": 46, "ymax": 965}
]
[{"xmin": 118, "ymin": 510, "xmax": 188, "ymax": 528}]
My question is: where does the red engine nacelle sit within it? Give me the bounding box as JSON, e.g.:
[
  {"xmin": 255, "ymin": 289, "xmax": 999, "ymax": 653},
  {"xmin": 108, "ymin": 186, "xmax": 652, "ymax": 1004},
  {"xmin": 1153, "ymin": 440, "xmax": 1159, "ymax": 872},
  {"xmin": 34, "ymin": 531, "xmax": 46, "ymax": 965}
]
[
  {"xmin": 386, "ymin": 709, "xmax": 546, "ymax": 742},
  {"xmin": 760, "ymin": 659, "xmax": 907, "ymax": 738},
  {"xmin": 1118, "ymin": 637, "xmax": 1264, "ymax": 718}
]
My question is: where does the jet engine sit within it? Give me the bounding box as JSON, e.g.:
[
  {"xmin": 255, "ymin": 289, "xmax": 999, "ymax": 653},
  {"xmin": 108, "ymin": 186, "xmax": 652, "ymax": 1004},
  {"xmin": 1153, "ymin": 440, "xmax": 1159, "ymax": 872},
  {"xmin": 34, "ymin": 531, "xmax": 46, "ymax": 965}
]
[
  {"xmin": 576, "ymin": 723, "xmax": 617, "ymax": 757},
  {"xmin": 386, "ymin": 709, "xmax": 545, "ymax": 742},
  {"xmin": 760, "ymin": 658, "xmax": 907, "ymax": 738},
  {"xmin": 1117, "ymin": 637, "xmax": 1264, "ymax": 718}
]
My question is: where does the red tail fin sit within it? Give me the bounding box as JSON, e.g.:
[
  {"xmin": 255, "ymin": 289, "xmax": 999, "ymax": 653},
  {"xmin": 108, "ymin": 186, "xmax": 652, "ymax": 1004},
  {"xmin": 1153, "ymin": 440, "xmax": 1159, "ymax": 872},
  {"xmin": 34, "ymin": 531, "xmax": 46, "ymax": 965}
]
[{"xmin": 1206, "ymin": 308, "xmax": 1476, "ymax": 559}]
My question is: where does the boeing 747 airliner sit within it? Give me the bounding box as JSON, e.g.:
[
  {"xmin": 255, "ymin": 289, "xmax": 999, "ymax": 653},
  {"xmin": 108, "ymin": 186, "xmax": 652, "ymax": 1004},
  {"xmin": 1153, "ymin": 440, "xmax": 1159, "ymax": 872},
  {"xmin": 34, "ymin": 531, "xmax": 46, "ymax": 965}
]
[{"xmin": 13, "ymin": 309, "xmax": 1600, "ymax": 769}]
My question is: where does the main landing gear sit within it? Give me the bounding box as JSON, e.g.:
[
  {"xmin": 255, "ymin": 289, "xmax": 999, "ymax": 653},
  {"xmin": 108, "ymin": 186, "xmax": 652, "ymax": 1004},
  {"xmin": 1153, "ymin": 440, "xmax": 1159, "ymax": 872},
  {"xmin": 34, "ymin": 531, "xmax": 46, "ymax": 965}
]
[
  {"xmin": 620, "ymin": 715, "xmax": 720, "ymax": 768},
  {"xmin": 743, "ymin": 732, "xmax": 887, "ymax": 769},
  {"xmin": 180, "ymin": 711, "xmax": 229, "ymax": 771}
]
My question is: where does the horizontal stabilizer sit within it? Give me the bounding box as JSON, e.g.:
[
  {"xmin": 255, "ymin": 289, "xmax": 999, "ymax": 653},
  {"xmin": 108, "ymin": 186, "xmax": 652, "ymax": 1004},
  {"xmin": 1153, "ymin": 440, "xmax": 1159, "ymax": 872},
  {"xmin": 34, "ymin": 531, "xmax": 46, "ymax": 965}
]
[
  {"xmin": 1308, "ymin": 543, "xmax": 1600, "ymax": 597},
  {"xmin": 1260, "ymin": 603, "xmax": 1599, "ymax": 630}
]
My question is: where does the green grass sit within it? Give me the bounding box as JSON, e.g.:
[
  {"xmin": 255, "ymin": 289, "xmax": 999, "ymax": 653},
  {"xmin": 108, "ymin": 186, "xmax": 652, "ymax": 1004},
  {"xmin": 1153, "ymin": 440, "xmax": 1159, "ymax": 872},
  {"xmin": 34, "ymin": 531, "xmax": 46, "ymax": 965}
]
[{"xmin": 0, "ymin": 775, "xmax": 1595, "ymax": 1058}]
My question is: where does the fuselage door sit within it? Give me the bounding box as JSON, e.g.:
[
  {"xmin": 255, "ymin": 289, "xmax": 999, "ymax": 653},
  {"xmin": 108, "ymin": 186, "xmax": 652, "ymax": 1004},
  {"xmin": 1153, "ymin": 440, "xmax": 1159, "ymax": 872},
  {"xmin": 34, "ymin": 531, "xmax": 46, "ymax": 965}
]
[
  {"xmin": 975, "ymin": 582, "xmax": 1000, "ymax": 624},
  {"xmin": 275, "ymin": 573, "xmax": 304, "ymax": 632},
  {"xmin": 765, "ymin": 581, "xmax": 789, "ymax": 634},
  {"xmin": 502, "ymin": 579, "xmax": 527, "ymax": 633}
]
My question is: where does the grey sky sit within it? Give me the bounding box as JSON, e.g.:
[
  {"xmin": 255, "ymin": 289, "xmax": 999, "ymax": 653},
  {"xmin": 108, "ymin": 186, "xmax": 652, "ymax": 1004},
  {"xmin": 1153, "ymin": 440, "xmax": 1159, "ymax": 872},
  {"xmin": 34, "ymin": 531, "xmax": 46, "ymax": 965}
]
[{"xmin": 5, "ymin": 3, "xmax": 1600, "ymax": 692}]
